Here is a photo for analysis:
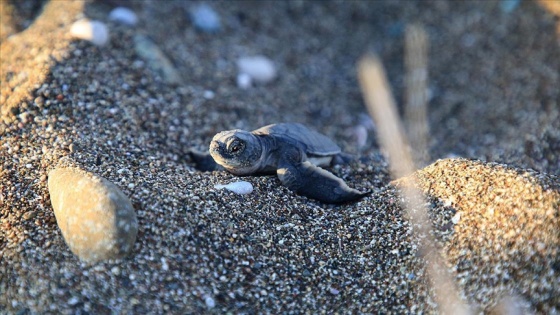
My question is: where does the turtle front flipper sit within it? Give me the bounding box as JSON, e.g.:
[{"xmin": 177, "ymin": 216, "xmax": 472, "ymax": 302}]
[
  {"xmin": 277, "ymin": 159, "xmax": 370, "ymax": 204},
  {"xmin": 188, "ymin": 149, "xmax": 224, "ymax": 172}
]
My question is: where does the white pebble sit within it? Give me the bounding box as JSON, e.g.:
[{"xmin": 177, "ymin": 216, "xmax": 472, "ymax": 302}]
[
  {"xmin": 191, "ymin": 4, "xmax": 220, "ymax": 32},
  {"xmin": 68, "ymin": 296, "xmax": 79, "ymax": 305},
  {"xmin": 70, "ymin": 19, "xmax": 109, "ymax": 46},
  {"xmin": 236, "ymin": 73, "xmax": 252, "ymax": 89},
  {"xmin": 161, "ymin": 257, "xmax": 169, "ymax": 271},
  {"xmin": 358, "ymin": 113, "xmax": 375, "ymax": 130},
  {"xmin": 451, "ymin": 212, "xmax": 461, "ymax": 224},
  {"xmin": 351, "ymin": 125, "xmax": 368, "ymax": 148},
  {"xmin": 109, "ymin": 7, "xmax": 138, "ymax": 26},
  {"xmin": 329, "ymin": 287, "xmax": 340, "ymax": 295},
  {"xmin": 214, "ymin": 181, "xmax": 253, "ymax": 195},
  {"xmin": 203, "ymin": 90, "xmax": 215, "ymax": 99},
  {"xmin": 204, "ymin": 295, "xmax": 216, "ymax": 309},
  {"xmin": 237, "ymin": 56, "xmax": 277, "ymax": 83}
]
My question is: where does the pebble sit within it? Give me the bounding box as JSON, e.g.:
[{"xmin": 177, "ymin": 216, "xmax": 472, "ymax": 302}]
[
  {"xmin": 191, "ymin": 4, "xmax": 221, "ymax": 32},
  {"xmin": 348, "ymin": 114, "xmax": 375, "ymax": 149},
  {"xmin": 500, "ymin": 0, "xmax": 521, "ymax": 13},
  {"xmin": 108, "ymin": 7, "xmax": 138, "ymax": 26},
  {"xmin": 350, "ymin": 125, "xmax": 368, "ymax": 148},
  {"xmin": 109, "ymin": 7, "xmax": 138, "ymax": 26},
  {"xmin": 68, "ymin": 296, "xmax": 79, "ymax": 306},
  {"xmin": 203, "ymin": 90, "xmax": 215, "ymax": 99},
  {"xmin": 69, "ymin": 19, "xmax": 109, "ymax": 46},
  {"xmin": 214, "ymin": 181, "xmax": 253, "ymax": 195},
  {"xmin": 237, "ymin": 56, "xmax": 277, "ymax": 84},
  {"xmin": 133, "ymin": 34, "xmax": 181, "ymax": 84},
  {"xmin": 48, "ymin": 167, "xmax": 138, "ymax": 263},
  {"xmin": 451, "ymin": 212, "xmax": 461, "ymax": 224},
  {"xmin": 204, "ymin": 295, "xmax": 216, "ymax": 309},
  {"xmin": 22, "ymin": 211, "xmax": 36, "ymax": 220},
  {"xmin": 329, "ymin": 287, "xmax": 340, "ymax": 295},
  {"xmin": 236, "ymin": 73, "xmax": 252, "ymax": 89}
]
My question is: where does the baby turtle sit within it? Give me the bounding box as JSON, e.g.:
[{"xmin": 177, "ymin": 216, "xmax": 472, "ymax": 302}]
[{"xmin": 191, "ymin": 123, "xmax": 370, "ymax": 203}]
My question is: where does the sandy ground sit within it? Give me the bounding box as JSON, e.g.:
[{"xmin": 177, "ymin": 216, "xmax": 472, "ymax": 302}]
[{"xmin": 1, "ymin": 0, "xmax": 559, "ymax": 313}]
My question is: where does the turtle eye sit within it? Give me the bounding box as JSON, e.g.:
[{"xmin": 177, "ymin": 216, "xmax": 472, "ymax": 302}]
[{"xmin": 228, "ymin": 140, "xmax": 245, "ymax": 154}]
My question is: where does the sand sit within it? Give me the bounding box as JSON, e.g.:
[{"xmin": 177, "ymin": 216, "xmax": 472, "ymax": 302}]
[{"xmin": 1, "ymin": 0, "xmax": 559, "ymax": 313}]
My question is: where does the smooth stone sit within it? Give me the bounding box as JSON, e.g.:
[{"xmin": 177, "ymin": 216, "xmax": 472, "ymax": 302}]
[
  {"xmin": 236, "ymin": 72, "xmax": 252, "ymax": 89},
  {"xmin": 204, "ymin": 295, "xmax": 216, "ymax": 309},
  {"xmin": 191, "ymin": 4, "xmax": 221, "ymax": 32},
  {"xmin": 237, "ymin": 56, "xmax": 277, "ymax": 83},
  {"xmin": 48, "ymin": 167, "xmax": 138, "ymax": 263},
  {"xmin": 70, "ymin": 19, "xmax": 109, "ymax": 46},
  {"xmin": 500, "ymin": 0, "xmax": 521, "ymax": 13},
  {"xmin": 133, "ymin": 34, "xmax": 181, "ymax": 84},
  {"xmin": 22, "ymin": 211, "xmax": 36, "ymax": 220},
  {"xmin": 109, "ymin": 7, "xmax": 138, "ymax": 26}
]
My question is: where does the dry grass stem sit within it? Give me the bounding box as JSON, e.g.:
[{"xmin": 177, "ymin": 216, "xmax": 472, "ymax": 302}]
[
  {"xmin": 405, "ymin": 24, "xmax": 430, "ymax": 166},
  {"xmin": 358, "ymin": 55, "xmax": 470, "ymax": 315}
]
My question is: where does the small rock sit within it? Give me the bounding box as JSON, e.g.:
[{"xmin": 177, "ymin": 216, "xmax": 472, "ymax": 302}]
[
  {"xmin": 108, "ymin": 7, "xmax": 138, "ymax": 26},
  {"xmin": 111, "ymin": 266, "xmax": 120, "ymax": 275},
  {"xmin": 358, "ymin": 113, "xmax": 375, "ymax": 131},
  {"xmin": 191, "ymin": 4, "xmax": 221, "ymax": 33},
  {"xmin": 48, "ymin": 167, "xmax": 138, "ymax": 263},
  {"xmin": 161, "ymin": 257, "xmax": 169, "ymax": 271},
  {"xmin": 68, "ymin": 296, "xmax": 79, "ymax": 306},
  {"xmin": 451, "ymin": 211, "xmax": 461, "ymax": 224},
  {"xmin": 70, "ymin": 19, "xmax": 109, "ymax": 46},
  {"xmin": 214, "ymin": 181, "xmax": 253, "ymax": 195},
  {"xmin": 329, "ymin": 287, "xmax": 340, "ymax": 295},
  {"xmin": 203, "ymin": 295, "xmax": 216, "ymax": 309},
  {"xmin": 501, "ymin": 0, "xmax": 521, "ymax": 13},
  {"xmin": 236, "ymin": 73, "xmax": 252, "ymax": 89},
  {"xmin": 34, "ymin": 96, "xmax": 45, "ymax": 108},
  {"xmin": 349, "ymin": 125, "xmax": 368, "ymax": 149},
  {"xmin": 22, "ymin": 211, "xmax": 36, "ymax": 220},
  {"xmin": 237, "ymin": 56, "xmax": 277, "ymax": 84},
  {"xmin": 203, "ymin": 90, "xmax": 215, "ymax": 100},
  {"xmin": 133, "ymin": 34, "xmax": 181, "ymax": 84}
]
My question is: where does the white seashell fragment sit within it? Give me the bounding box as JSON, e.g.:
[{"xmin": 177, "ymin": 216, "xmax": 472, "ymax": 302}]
[
  {"xmin": 109, "ymin": 7, "xmax": 138, "ymax": 26},
  {"xmin": 237, "ymin": 56, "xmax": 277, "ymax": 83},
  {"xmin": 70, "ymin": 19, "xmax": 109, "ymax": 46},
  {"xmin": 214, "ymin": 181, "xmax": 253, "ymax": 195}
]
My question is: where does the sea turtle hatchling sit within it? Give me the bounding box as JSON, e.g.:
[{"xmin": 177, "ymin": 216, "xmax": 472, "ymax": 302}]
[{"xmin": 191, "ymin": 123, "xmax": 370, "ymax": 203}]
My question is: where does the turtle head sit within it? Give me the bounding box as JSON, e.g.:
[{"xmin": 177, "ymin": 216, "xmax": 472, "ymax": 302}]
[{"xmin": 209, "ymin": 129, "xmax": 263, "ymax": 175}]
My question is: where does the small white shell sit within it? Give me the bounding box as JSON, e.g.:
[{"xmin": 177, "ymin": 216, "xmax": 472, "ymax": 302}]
[
  {"xmin": 214, "ymin": 181, "xmax": 253, "ymax": 195},
  {"xmin": 237, "ymin": 56, "xmax": 277, "ymax": 83},
  {"xmin": 70, "ymin": 19, "xmax": 109, "ymax": 46},
  {"xmin": 109, "ymin": 7, "xmax": 138, "ymax": 26}
]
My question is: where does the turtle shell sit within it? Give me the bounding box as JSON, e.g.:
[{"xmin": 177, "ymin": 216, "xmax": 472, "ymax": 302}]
[{"xmin": 252, "ymin": 123, "xmax": 341, "ymax": 156}]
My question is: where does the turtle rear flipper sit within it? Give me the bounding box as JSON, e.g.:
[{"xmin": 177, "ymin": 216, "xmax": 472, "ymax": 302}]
[{"xmin": 277, "ymin": 160, "xmax": 370, "ymax": 204}]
